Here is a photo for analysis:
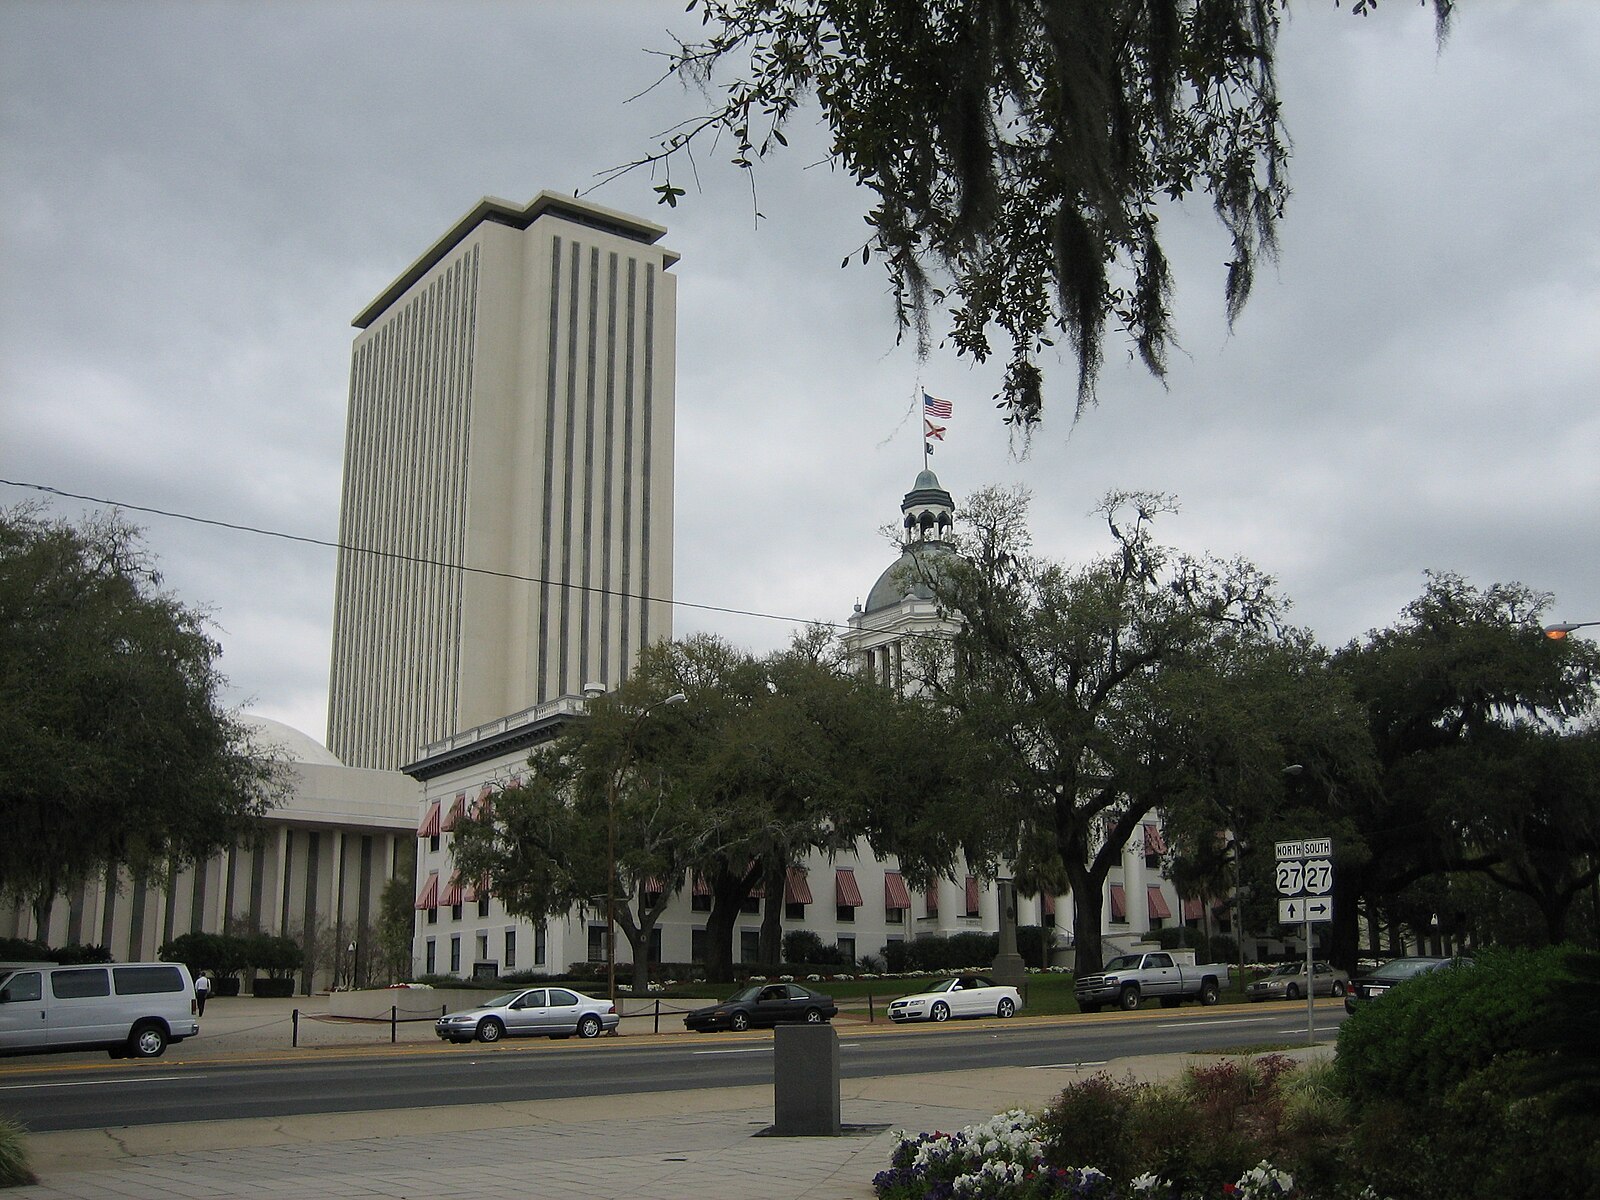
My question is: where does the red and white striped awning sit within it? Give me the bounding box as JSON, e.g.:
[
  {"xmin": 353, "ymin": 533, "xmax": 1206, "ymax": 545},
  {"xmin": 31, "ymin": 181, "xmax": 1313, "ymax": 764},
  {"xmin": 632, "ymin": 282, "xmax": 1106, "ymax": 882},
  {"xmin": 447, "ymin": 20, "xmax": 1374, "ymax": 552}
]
[
  {"xmin": 835, "ymin": 869, "xmax": 864, "ymax": 907},
  {"xmin": 964, "ymin": 875, "xmax": 980, "ymax": 915},
  {"xmin": 417, "ymin": 801, "xmax": 441, "ymax": 839},
  {"xmin": 414, "ymin": 873, "xmax": 439, "ymax": 910},
  {"xmin": 883, "ymin": 871, "xmax": 912, "ymax": 910},
  {"xmin": 1147, "ymin": 887, "xmax": 1173, "ymax": 921},
  {"xmin": 1109, "ymin": 883, "xmax": 1127, "ymax": 922},
  {"xmin": 784, "ymin": 868, "xmax": 813, "ymax": 905}
]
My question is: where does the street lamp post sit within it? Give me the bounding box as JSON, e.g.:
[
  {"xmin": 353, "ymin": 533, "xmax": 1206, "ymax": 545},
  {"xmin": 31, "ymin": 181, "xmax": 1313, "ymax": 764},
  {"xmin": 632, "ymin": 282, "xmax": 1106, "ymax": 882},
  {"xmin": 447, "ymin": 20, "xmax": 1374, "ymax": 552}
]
[
  {"xmin": 1544, "ymin": 621, "xmax": 1600, "ymax": 640},
  {"xmin": 604, "ymin": 691, "xmax": 687, "ymax": 1010}
]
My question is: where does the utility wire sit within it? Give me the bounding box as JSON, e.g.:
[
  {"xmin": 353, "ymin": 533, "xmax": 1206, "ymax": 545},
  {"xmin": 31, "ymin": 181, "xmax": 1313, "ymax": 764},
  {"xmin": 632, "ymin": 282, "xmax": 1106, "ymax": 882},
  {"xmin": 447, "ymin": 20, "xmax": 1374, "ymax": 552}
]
[{"xmin": 0, "ymin": 477, "xmax": 860, "ymax": 635}]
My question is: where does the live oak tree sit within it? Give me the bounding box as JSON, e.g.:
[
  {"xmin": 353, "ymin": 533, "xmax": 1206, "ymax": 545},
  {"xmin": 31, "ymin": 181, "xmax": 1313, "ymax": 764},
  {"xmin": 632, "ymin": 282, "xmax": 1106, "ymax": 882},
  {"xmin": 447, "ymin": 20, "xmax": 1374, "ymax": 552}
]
[
  {"xmin": 905, "ymin": 486, "xmax": 1330, "ymax": 974},
  {"xmin": 615, "ymin": 0, "xmax": 1453, "ymax": 427},
  {"xmin": 0, "ymin": 506, "xmax": 286, "ymax": 933},
  {"xmin": 1329, "ymin": 574, "xmax": 1600, "ymax": 961}
]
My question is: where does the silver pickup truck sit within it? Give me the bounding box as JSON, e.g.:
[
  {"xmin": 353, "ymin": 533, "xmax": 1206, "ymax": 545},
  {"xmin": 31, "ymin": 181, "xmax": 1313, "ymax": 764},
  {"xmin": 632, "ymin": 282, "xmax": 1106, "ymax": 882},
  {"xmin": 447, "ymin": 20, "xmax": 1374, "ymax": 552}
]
[{"xmin": 1074, "ymin": 952, "xmax": 1229, "ymax": 1012}]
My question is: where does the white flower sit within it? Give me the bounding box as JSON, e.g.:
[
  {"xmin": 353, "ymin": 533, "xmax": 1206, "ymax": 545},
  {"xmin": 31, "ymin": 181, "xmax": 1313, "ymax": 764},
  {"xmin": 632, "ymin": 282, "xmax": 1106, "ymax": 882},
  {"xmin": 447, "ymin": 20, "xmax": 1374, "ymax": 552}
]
[{"xmin": 1131, "ymin": 1173, "xmax": 1161, "ymax": 1193}]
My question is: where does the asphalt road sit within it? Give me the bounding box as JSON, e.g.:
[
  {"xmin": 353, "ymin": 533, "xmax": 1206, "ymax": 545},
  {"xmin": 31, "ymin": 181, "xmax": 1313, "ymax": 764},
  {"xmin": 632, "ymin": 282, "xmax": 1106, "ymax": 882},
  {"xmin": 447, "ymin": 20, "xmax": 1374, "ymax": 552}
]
[{"xmin": 0, "ymin": 1004, "xmax": 1343, "ymax": 1133}]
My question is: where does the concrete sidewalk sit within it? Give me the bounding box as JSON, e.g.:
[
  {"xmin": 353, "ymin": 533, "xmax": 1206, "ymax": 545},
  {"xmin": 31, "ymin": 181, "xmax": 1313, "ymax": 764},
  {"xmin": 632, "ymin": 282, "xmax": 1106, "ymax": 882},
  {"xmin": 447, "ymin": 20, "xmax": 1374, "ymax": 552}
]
[{"xmin": 7, "ymin": 996, "xmax": 1337, "ymax": 1199}]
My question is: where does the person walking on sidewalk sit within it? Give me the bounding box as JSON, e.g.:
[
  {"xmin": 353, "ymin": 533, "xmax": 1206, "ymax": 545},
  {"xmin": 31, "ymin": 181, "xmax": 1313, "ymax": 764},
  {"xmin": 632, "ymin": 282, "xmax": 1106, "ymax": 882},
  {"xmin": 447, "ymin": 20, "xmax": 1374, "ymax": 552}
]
[{"xmin": 195, "ymin": 972, "xmax": 212, "ymax": 1017}]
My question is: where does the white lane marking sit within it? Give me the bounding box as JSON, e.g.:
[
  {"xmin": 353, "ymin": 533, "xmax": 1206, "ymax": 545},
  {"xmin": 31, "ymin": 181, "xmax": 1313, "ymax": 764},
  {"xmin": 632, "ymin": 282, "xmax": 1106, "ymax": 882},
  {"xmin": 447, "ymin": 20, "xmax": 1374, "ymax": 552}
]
[
  {"xmin": 1156, "ymin": 1018, "xmax": 1280, "ymax": 1029},
  {"xmin": 1029, "ymin": 1062, "xmax": 1108, "ymax": 1070},
  {"xmin": 0, "ymin": 1076, "xmax": 188, "ymax": 1091},
  {"xmin": 691, "ymin": 1047, "xmax": 771, "ymax": 1056}
]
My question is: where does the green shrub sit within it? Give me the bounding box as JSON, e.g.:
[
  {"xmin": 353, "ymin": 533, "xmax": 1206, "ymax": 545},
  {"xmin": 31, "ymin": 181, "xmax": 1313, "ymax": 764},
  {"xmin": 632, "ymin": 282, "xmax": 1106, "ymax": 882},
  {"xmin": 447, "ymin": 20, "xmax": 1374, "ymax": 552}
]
[
  {"xmin": 0, "ymin": 1118, "xmax": 35, "ymax": 1187},
  {"xmin": 0, "ymin": 937, "xmax": 50, "ymax": 962},
  {"xmin": 1334, "ymin": 945, "xmax": 1572, "ymax": 1111},
  {"xmin": 250, "ymin": 977, "xmax": 296, "ymax": 998},
  {"xmin": 242, "ymin": 934, "xmax": 303, "ymax": 979},
  {"xmin": 1036, "ymin": 1073, "xmax": 1144, "ymax": 1181},
  {"xmin": 50, "ymin": 943, "xmax": 111, "ymax": 965}
]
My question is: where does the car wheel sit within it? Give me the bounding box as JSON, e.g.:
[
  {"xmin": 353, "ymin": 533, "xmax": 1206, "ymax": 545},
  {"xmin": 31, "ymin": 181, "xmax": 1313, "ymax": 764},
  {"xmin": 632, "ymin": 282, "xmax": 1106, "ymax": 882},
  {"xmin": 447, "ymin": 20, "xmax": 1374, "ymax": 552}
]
[
  {"xmin": 576, "ymin": 1014, "xmax": 602, "ymax": 1039},
  {"xmin": 1199, "ymin": 980, "xmax": 1220, "ymax": 1006},
  {"xmin": 1118, "ymin": 986, "xmax": 1141, "ymax": 1011},
  {"xmin": 477, "ymin": 1017, "xmax": 505, "ymax": 1043},
  {"xmin": 930, "ymin": 1002, "xmax": 950, "ymax": 1022},
  {"xmin": 730, "ymin": 1011, "xmax": 751, "ymax": 1032},
  {"xmin": 1332, "ymin": 981, "xmax": 1347, "ymax": 997},
  {"xmin": 996, "ymin": 998, "xmax": 1015, "ymax": 1018},
  {"xmin": 803, "ymin": 1008, "xmax": 824, "ymax": 1024},
  {"xmin": 1285, "ymin": 983, "xmax": 1300, "ymax": 1002},
  {"xmin": 128, "ymin": 1021, "xmax": 168, "ymax": 1059}
]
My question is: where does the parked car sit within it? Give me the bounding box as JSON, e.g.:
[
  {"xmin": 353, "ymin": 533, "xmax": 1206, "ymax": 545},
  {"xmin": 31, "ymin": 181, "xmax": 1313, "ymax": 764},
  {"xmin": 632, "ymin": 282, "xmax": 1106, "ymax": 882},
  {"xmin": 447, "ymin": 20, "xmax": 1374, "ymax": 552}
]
[
  {"xmin": 1245, "ymin": 961, "xmax": 1349, "ymax": 1002},
  {"xmin": 435, "ymin": 986, "xmax": 618, "ymax": 1043},
  {"xmin": 0, "ymin": 962, "xmax": 198, "ymax": 1059},
  {"xmin": 888, "ymin": 975, "xmax": 1022, "ymax": 1023},
  {"xmin": 683, "ymin": 983, "xmax": 837, "ymax": 1032},
  {"xmin": 1343, "ymin": 956, "xmax": 1474, "ymax": 1014}
]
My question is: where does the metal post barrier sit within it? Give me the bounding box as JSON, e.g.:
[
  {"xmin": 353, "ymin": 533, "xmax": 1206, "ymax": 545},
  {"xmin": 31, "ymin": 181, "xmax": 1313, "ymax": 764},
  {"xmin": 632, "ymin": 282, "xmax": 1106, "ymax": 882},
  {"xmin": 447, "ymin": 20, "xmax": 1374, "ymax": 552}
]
[
  {"xmin": 292, "ymin": 1008, "xmax": 299, "ymax": 1047},
  {"xmin": 868, "ymin": 993, "xmax": 875, "ymax": 1022},
  {"xmin": 653, "ymin": 998, "xmax": 660, "ymax": 1035},
  {"xmin": 391, "ymin": 1005, "xmax": 397, "ymax": 1044}
]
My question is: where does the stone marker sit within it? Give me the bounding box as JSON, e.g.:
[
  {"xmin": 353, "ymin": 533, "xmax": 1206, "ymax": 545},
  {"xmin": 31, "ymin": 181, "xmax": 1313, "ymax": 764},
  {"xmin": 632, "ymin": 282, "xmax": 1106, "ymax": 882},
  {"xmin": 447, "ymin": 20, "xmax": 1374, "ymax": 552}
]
[{"xmin": 773, "ymin": 1023, "xmax": 841, "ymax": 1136}]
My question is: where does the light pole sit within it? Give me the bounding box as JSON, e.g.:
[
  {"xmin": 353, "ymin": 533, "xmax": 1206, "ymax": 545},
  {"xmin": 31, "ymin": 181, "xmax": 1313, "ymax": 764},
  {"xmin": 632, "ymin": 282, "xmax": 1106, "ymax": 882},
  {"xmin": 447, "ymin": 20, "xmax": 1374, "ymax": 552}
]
[{"xmin": 604, "ymin": 691, "xmax": 687, "ymax": 1010}]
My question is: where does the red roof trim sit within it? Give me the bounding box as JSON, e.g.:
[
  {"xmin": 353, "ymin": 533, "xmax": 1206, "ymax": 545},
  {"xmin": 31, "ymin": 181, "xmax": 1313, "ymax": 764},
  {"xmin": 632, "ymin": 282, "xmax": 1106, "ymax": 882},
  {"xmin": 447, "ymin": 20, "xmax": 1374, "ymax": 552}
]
[
  {"xmin": 441, "ymin": 794, "xmax": 466, "ymax": 833},
  {"xmin": 1042, "ymin": 892, "xmax": 1056, "ymax": 916},
  {"xmin": 1182, "ymin": 897, "xmax": 1203, "ymax": 921},
  {"xmin": 1143, "ymin": 823, "xmax": 1168, "ymax": 856},
  {"xmin": 414, "ymin": 873, "xmax": 440, "ymax": 910},
  {"xmin": 925, "ymin": 887, "xmax": 939, "ymax": 915},
  {"xmin": 418, "ymin": 801, "xmax": 441, "ymax": 838},
  {"xmin": 964, "ymin": 875, "xmax": 980, "ymax": 916}
]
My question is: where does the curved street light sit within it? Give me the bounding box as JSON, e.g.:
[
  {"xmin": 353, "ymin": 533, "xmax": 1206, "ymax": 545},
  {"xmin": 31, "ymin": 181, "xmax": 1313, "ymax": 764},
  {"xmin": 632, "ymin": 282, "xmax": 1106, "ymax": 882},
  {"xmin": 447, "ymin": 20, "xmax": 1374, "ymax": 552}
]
[
  {"xmin": 605, "ymin": 691, "xmax": 687, "ymax": 1008},
  {"xmin": 1543, "ymin": 621, "xmax": 1600, "ymax": 640}
]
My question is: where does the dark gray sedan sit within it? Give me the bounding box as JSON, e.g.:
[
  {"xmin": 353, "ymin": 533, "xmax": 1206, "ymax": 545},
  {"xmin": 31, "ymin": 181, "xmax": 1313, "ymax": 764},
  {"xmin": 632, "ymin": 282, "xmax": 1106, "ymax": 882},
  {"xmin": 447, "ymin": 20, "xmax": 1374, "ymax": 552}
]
[
  {"xmin": 683, "ymin": 983, "xmax": 837, "ymax": 1032},
  {"xmin": 436, "ymin": 986, "xmax": 619, "ymax": 1043}
]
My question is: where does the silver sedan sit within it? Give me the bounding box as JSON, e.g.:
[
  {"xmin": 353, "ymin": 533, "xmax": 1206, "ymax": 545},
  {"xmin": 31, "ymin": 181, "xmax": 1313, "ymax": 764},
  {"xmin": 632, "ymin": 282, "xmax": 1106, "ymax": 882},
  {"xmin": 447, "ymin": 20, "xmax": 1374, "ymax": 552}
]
[
  {"xmin": 436, "ymin": 986, "xmax": 619, "ymax": 1043},
  {"xmin": 1245, "ymin": 961, "xmax": 1348, "ymax": 1002}
]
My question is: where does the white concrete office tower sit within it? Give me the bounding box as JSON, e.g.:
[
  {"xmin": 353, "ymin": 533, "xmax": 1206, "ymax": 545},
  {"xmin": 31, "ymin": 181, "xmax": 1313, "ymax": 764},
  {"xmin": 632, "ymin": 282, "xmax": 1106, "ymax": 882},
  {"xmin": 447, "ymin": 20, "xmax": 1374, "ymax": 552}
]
[{"xmin": 327, "ymin": 193, "xmax": 678, "ymax": 770}]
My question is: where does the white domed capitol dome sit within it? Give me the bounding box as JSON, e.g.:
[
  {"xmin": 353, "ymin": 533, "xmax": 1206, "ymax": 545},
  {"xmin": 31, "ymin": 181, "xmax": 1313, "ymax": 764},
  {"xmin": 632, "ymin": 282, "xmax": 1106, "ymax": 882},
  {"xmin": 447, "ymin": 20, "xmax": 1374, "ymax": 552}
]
[{"xmin": 239, "ymin": 713, "xmax": 345, "ymax": 767}]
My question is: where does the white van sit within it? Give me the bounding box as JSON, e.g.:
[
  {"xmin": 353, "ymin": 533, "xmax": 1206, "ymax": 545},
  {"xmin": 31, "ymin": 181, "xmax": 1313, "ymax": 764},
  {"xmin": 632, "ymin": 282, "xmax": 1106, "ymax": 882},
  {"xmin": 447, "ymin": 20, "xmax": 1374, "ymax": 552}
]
[{"xmin": 0, "ymin": 962, "xmax": 199, "ymax": 1058}]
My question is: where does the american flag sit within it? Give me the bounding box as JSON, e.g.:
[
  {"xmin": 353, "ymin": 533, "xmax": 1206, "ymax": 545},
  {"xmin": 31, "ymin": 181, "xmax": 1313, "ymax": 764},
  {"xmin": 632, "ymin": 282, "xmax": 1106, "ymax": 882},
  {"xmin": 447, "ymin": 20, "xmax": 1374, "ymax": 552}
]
[{"xmin": 922, "ymin": 391, "xmax": 953, "ymax": 420}]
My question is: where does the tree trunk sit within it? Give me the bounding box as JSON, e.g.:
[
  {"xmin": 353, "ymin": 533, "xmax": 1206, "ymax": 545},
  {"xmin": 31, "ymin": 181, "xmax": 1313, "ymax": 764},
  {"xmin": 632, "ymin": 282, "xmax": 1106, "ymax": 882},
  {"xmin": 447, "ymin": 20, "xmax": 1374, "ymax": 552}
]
[
  {"xmin": 1067, "ymin": 863, "xmax": 1107, "ymax": 974},
  {"xmin": 31, "ymin": 890, "xmax": 55, "ymax": 945},
  {"xmin": 759, "ymin": 857, "xmax": 786, "ymax": 966},
  {"xmin": 1326, "ymin": 874, "xmax": 1363, "ymax": 973}
]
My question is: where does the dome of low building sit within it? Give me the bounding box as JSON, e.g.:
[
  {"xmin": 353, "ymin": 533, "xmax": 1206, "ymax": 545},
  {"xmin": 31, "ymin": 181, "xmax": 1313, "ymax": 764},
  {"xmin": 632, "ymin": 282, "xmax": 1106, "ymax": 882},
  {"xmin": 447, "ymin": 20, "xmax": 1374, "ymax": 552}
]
[{"xmin": 240, "ymin": 713, "xmax": 345, "ymax": 767}]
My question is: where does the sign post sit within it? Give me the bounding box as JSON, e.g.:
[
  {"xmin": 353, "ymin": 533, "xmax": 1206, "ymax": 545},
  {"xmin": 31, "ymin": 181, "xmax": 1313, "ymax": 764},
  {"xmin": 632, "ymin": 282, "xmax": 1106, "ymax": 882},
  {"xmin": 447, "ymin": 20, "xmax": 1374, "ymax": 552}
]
[{"xmin": 1276, "ymin": 838, "xmax": 1334, "ymax": 1044}]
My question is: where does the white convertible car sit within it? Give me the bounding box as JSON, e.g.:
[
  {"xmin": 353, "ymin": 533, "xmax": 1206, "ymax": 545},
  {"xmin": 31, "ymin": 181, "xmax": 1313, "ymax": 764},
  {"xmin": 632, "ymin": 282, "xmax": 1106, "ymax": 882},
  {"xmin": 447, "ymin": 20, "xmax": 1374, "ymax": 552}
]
[{"xmin": 887, "ymin": 974, "xmax": 1023, "ymax": 1023}]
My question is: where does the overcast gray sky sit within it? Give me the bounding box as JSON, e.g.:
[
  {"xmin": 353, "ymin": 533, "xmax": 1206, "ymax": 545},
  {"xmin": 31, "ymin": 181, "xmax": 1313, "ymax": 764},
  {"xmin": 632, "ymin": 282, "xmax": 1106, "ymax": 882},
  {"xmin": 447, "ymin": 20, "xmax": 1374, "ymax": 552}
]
[{"xmin": 3, "ymin": 2, "xmax": 1597, "ymax": 746}]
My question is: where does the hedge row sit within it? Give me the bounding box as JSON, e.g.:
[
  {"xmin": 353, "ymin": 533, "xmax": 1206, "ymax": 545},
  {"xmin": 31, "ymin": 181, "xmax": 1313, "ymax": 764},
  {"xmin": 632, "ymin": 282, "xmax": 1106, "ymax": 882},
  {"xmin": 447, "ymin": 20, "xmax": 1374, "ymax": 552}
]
[{"xmin": 159, "ymin": 931, "xmax": 304, "ymax": 979}]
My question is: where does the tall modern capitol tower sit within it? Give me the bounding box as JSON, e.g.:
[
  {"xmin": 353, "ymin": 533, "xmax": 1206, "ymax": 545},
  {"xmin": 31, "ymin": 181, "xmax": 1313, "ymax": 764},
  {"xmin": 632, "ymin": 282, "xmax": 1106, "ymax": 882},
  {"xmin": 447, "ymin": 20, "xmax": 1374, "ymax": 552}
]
[{"xmin": 327, "ymin": 193, "xmax": 677, "ymax": 769}]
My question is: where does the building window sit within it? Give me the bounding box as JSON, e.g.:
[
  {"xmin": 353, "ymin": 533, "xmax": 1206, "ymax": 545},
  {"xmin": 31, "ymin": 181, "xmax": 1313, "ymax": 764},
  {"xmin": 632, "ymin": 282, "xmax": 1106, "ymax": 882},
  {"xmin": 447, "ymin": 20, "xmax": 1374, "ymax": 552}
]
[
  {"xmin": 886, "ymin": 907, "xmax": 904, "ymax": 925},
  {"xmin": 691, "ymin": 928, "xmax": 707, "ymax": 964},
  {"xmin": 426, "ymin": 908, "xmax": 438, "ymax": 926},
  {"xmin": 429, "ymin": 834, "xmax": 440, "ymax": 853},
  {"xmin": 476, "ymin": 933, "xmax": 489, "ymax": 961},
  {"xmin": 1149, "ymin": 916, "xmax": 1164, "ymax": 930},
  {"xmin": 451, "ymin": 904, "xmax": 463, "ymax": 922},
  {"xmin": 449, "ymin": 936, "xmax": 461, "ymax": 974},
  {"xmin": 740, "ymin": 930, "xmax": 760, "ymax": 963},
  {"xmin": 586, "ymin": 925, "xmax": 608, "ymax": 963},
  {"xmin": 836, "ymin": 904, "xmax": 855, "ymax": 923},
  {"xmin": 691, "ymin": 893, "xmax": 711, "ymax": 913},
  {"xmin": 837, "ymin": 937, "xmax": 855, "ymax": 963},
  {"xmin": 740, "ymin": 895, "xmax": 759, "ymax": 914},
  {"xmin": 424, "ymin": 939, "xmax": 436, "ymax": 974},
  {"xmin": 504, "ymin": 930, "xmax": 517, "ymax": 970},
  {"xmin": 785, "ymin": 901, "xmax": 806, "ymax": 921},
  {"xmin": 535, "ymin": 925, "xmax": 546, "ymax": 966},
  {"xmin": 477, "ymin": 897, "xmax": 490, "ymax": 919}
]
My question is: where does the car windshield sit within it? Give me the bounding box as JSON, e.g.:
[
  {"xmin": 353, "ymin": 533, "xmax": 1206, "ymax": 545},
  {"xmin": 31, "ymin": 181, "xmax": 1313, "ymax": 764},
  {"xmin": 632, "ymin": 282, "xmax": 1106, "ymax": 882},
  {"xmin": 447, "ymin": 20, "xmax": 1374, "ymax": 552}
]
[
  {"xmin": 1269, "ymin": 964, "xmax": 1302, "ymax": 977},
  {"xmin": 726, "ymin": 986, "xmax": 764, "ymax": 1004},
  {"xmin": 481, "ymin": 991, "xmax": 522, "ymax": 1008},
  {"xmin": 1103, "ymin": 955, "xmax": 1143, "ymax": 972},
  {"xmin": 1372, "ymin": 959, "xmax": 1439, "ymax": 981}
]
